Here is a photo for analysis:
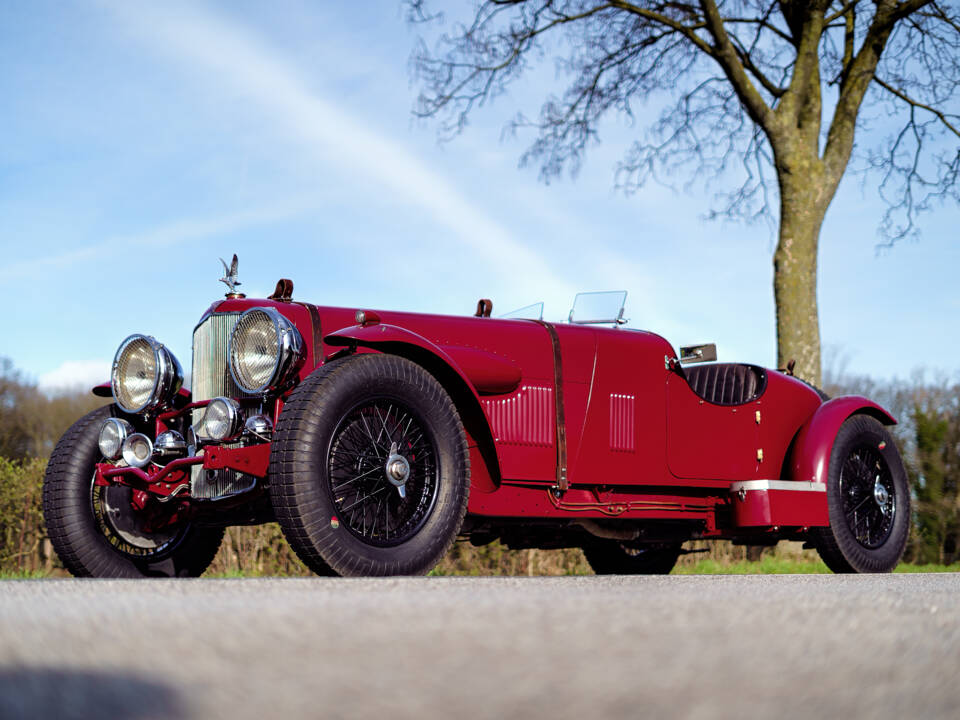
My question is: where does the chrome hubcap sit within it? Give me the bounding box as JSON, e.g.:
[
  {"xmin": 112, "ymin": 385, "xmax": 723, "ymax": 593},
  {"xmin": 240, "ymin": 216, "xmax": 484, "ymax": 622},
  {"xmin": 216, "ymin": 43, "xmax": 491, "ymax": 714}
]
[
  {"xmin": 385, "ymin": 442, "xmax": 411, "ymax": 498},
  {"xmin": 874, "ymin": 478, "xmax": 891, "ymax": 516}
]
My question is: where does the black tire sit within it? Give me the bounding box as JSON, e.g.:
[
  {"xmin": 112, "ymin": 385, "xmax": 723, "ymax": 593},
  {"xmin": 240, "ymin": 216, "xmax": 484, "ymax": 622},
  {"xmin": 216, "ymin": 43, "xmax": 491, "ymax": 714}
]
[
  {"xmin": 42, "ymin": 406, "xmax": 225, "ymax": 578},
  {"xmin": 269, "ymin": 354, "xmax": 470, "ymax": 577},
  {"xmin": 813, "ymin": 414, "xmax": 910, "ymax": 573},
  {"xmin": 582, "ymin": 541, "xmax": 682, "ymax": 575}
]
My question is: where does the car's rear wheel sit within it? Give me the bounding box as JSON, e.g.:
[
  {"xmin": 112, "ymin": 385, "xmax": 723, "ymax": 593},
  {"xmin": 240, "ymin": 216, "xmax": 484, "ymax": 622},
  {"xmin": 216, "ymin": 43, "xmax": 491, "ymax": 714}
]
[
  {"xmin": 43, "ymin": 406, "xmax": 224, "ymax": 577},
  {"xmin": 269, "ymin": 354, "xmax": 470, "ymax": 576},
  {"xmin": 582, "ymin": 540, "xmax": 682, "ymax": 575},
  {"xmin": 813, "ymin": 414, "xmax": 910, "ymax": 573}
]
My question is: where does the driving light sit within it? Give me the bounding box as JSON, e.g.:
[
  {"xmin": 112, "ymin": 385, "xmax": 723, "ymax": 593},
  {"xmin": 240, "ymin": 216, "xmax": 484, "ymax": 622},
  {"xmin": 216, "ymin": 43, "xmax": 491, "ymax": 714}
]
[
  {"xmin": 111, "ymin": 334, "xmax": 183, "ymax": 414},
  {"xmin": 199, "ymin": 397, "xmax": 242, "ymax": 441},
  {"xmin": 122, "ymin": 433, "xmax": 154, "ymax": 469},
  {"xmin": 229, "ymin": 307, "xmax": 304, "ymax": 394},
  {"xmin": 98, "ymin": 418, "xmax": 134, "ymax": 461},
  {"xmin": 154, "ymin": 430, "xmax": 187, "ymax": 458},
  {"xmin": 244, "ymin": 414, "xmax": 273, "ymax": 439}
]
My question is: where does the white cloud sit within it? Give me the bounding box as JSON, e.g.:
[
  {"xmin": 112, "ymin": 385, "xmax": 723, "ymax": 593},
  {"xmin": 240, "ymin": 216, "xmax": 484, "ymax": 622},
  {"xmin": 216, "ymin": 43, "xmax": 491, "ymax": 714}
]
[
  {"xmin": 0, "ymin": 196, "xmax": 321, "ymax": 281},
  {"xmin": 99, "ymin": 0, "xmax": 576, "ymax": 299},
  {"xmin": 38, "ymin": 360, "xmax": 111, "ymax": 392}
]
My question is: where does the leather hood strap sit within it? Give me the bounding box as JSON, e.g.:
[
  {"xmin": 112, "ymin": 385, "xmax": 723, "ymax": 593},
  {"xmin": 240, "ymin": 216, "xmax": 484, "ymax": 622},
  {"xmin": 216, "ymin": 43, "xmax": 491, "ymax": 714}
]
[{"xmin": 530, "ymin": 320, "xmax": 568, "ymax": 491}]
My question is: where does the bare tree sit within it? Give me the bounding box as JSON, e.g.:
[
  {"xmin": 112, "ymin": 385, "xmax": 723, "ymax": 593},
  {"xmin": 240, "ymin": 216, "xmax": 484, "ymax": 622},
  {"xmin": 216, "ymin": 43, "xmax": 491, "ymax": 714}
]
[{"xmin": 408, "ymin": 1, "xmax": 960, "ymax": 385}]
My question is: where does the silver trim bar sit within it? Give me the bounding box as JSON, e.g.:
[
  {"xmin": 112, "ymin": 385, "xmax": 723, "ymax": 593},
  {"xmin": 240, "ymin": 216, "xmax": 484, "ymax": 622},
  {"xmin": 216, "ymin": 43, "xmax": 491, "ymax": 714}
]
[{"xmin": 730, "ymin": 480, "xmax": 826, "ymax": 493}]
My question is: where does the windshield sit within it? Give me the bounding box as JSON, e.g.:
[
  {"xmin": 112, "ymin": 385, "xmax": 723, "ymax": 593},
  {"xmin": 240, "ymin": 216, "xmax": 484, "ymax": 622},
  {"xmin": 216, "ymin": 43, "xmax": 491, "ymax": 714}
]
[
  {"xmin": 568, "ymin": 291, "xmax": 627, "ymax": 325},
  {"xmin": 499, "ymin": 302, "xmax": 544, "ymax": 320}
]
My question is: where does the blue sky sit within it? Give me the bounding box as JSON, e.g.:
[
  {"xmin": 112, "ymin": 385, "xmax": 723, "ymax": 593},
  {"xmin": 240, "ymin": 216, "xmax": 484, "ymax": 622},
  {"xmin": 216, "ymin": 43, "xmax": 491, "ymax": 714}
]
[{"xmin": 1, "ymin": 0, "xmax": 957, "ymax": 392}]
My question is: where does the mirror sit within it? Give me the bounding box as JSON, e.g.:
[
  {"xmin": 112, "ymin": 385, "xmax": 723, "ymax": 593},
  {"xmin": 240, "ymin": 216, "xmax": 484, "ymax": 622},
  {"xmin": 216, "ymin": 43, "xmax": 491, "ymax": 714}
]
[
  {"xmin": 499, "ymin": 302, "xmax": 544, "ymax": 321},
  {"xmin": 568, "ymin": 291, "xmax": 627, "ymax": 325},
  {"xmin": 679, "ymin": 343, "xmax": 718, "ymax": 364}
]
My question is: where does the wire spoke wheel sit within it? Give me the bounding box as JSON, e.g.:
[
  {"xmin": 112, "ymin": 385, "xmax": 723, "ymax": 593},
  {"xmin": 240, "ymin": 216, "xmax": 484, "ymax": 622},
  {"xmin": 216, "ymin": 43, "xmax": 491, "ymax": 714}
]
[
  {"xmin": 328, "ymin": 400, "xmax": 439, "ymax": 547},
  {"xmin": 269, "ymin": 354, "xmax": 469, "ymax": 576},
  {"xmin": 813, "ymin": 414, "xmax": 909, "ymax": 573},
  {"xmin": 840, "ymin": 444, "xmax": 896, "ymax": 550}
]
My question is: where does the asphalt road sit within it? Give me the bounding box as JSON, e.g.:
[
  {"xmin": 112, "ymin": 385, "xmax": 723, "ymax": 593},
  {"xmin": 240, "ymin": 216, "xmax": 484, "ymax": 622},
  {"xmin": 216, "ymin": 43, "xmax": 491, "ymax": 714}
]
[{"xmin": 0, "ymin": 574, "xmax": 958, "ymax": 720}]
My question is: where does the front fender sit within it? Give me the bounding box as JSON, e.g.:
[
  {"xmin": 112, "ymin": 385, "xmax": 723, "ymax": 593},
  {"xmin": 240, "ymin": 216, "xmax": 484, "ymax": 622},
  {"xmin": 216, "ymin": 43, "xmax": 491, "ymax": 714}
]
[
  {"xmin": 790, "ymin": 396, "xmax": 897, "ymax": 485},
  {"xmin": 324, "ymin": 324, "xmax": 521, "ymax": 396},
  {"xmin": 324, "ymin": 323, "xmax": 521, "ymax": 492}
]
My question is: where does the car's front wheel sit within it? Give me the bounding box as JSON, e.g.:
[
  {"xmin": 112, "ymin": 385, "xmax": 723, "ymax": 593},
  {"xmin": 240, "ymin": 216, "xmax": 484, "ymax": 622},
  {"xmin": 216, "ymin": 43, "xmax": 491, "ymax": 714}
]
[
  {"xmin": 813, "ymin": 414, "xmax": 910, "ymax": 573},
  {"xmin": 42, "ymin": 406, "xmax": 224, "ymax": 577},
  {"xmin": 269, "ymin": 354, "xmax": 470, "ymax": 576}
]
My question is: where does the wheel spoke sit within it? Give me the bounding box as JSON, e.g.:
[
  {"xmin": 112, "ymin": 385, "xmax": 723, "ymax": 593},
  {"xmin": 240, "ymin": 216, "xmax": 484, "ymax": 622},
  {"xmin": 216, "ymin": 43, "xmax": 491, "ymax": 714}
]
[
  {"xmin": 840, "ymin": 442, "xmax": 897, "ymax": 549},
  {"xmin": 358, "ymin": 412, "xmax": 383, "ymax": 459},
  {"xmin": 331, "ymin": 466, "xmax": 382, "ymax": 491},
  {"xmin": 328, "ymin": 399, "xmax": 438, "ymax": 546},
  {"xmin": 340, "ymin": 485, "xmax": 391, "ymax": 514}
]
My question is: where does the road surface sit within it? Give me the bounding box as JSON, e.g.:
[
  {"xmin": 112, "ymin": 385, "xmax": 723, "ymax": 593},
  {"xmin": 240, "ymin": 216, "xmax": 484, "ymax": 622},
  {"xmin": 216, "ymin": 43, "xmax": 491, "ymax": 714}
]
[{"xmin": 1, "ymin": 574, "xmax": 958, "ymax": 719}]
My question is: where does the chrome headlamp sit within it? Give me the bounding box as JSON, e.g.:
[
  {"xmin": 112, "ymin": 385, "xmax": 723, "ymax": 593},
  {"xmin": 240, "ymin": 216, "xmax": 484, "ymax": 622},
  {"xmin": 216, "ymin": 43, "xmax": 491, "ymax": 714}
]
[
  {"xmin": 229, "ymin": 307, "xmax": 304, "ymax": 394},
  {"xmin": 198, "ymin": 397, "xmax": 243, "ymax": 442},
  {"xmin": 98, "ymin": 418, "xmax": 134, "ymax": 461},
  {"xmin": 111, "ymin": 334, "xmax": 183, "ymax": 414},
  {"xmin": 121, "ymin": 433, "xmax": 154, "ymax": 469}
]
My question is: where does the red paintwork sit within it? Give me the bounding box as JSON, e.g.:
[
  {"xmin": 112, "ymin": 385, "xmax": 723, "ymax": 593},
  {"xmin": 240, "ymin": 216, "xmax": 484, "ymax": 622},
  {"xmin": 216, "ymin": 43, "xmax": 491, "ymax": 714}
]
[
  {"xmin": 94, "ymin": 294, "xmax": 901, "ymax": 542},
  {"xmin": 730, "ymin": 483, "xmax": 829, "ymax": 527},
  {"xmin": 790, "ymin": 396, "xmax": 897, "ymax": 485},
  {"xmin": 97, "ymin": 458, "xmax": 197, "ymax": 497},
  {"xmin": 468, "ymin": 482, "xmax": 725, "ymax": 524},
  {"xmin": 204, "ymin": 444, "xmax": 270, "ymax": 478}
]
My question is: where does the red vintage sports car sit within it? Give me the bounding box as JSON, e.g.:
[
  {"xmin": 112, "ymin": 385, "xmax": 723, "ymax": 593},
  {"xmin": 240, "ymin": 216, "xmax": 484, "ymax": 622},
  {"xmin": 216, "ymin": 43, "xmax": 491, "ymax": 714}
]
[{"xmin": 43, "ymin": 257, "xmax": 910, "ymax": 577}]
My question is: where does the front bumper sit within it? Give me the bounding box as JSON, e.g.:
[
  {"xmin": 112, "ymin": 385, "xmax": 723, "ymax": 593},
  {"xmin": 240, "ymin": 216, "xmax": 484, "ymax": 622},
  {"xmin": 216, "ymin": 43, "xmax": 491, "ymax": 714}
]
[{"xmin": 94, "ymin": 443, "xmax": 271, "ymax": 500}]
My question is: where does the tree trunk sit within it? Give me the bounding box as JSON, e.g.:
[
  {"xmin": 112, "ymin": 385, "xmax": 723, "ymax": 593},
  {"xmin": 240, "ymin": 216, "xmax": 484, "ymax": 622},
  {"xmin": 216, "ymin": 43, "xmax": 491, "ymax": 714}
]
[{"xmin": 773, "ymin": 171, "xmax": 829, "ymax": 387}]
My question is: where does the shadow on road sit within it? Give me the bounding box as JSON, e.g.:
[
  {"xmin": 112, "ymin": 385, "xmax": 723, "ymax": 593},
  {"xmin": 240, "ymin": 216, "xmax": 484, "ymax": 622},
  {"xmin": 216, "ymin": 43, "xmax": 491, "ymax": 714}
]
[{"xmin": 0, "ymin": 666, "xmax": 185, "ymax": 720}]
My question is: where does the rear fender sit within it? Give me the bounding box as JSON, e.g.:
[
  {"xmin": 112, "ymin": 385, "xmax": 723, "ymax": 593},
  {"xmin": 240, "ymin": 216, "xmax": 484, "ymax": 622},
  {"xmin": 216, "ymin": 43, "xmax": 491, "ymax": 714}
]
[
  {"xmin": 790, "ymin": 396, "xmax": 897, "ymax": 485},
  {"xmin": 325, "ymin": 324, "xmax": 506, "ymax": 491}
]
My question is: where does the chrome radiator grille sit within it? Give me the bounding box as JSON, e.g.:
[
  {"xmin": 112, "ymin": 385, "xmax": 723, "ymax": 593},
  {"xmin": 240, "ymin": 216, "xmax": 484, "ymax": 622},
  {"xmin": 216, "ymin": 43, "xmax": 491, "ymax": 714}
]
[
  {"xmin": 192, "ymin": 312, "xmax": 245, "ymax": 404},
  {"xmin": 191, "ymin": 313, "xmax": 256, "ymax": 500}
]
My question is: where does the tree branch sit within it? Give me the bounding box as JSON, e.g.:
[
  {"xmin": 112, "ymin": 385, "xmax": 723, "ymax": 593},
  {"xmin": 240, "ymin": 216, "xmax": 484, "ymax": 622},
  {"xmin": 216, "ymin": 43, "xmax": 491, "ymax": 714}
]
[
  {"xmin": 873, "ymin": 75, "xmax": 960, "ymax": 138},
  {"xmin": 825, "ymin": 1, "xmax": 860, "ymax": 25},
  {"xmin": 822, "ymin": 2, "xmax": 900, "ymax": 180},
  {"xmin": 697, "ymin": 0, "xmax": 774, "ymax": 130},
  {"xmin": 606, "ymin": 1, "xmax": 714, "ymax": 55},
  {"xmin": 728, "ymin": 33, "xmax": 787, "ymax": 98}
]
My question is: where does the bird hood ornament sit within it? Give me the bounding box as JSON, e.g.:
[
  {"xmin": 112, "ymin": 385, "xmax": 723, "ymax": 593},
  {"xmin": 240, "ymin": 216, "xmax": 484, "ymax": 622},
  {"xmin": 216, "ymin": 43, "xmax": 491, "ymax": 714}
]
[{"xmin": 219, "ymin": 254, "xmax": 245, "ymax": 298}]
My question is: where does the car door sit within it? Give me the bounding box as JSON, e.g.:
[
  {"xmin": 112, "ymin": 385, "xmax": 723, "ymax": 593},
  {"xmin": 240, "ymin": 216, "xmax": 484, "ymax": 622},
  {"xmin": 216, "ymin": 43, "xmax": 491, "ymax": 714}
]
[{"xmin": 665, "ymin": 372, "xmax": 761, "ymax": 480}]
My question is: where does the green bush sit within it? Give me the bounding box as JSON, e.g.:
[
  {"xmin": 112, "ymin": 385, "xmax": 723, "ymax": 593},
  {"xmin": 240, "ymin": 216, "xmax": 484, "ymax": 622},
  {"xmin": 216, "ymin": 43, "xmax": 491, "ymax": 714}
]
[{"xmin": 0, "ymin": 457, "xmax": 52, "ymax": 574}]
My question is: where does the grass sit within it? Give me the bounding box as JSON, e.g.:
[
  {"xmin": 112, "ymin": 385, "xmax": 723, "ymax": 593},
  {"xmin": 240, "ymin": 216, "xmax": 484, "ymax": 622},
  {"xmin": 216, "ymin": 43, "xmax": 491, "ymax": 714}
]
[
  {"xmin": 3, "ymin": 539, "xmax": 959, "ymax": 578},
  {"xmin": 674, "ymin": 557, "xmax": 832, "ymax": 574},
  {"xmin": 675, "ymin": 558, "xmax": 960, "ymax": 574},
  {"xmin": 0, "ymin": 569, "xmax": 49, "ymax": 579}
]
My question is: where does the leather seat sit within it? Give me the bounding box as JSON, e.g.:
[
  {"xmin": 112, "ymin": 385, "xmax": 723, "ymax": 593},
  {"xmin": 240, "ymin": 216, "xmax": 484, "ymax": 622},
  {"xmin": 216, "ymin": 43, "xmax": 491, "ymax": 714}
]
[{"xmin": 683, "ymin": 363, "xmax": 766, "ymax": 406}]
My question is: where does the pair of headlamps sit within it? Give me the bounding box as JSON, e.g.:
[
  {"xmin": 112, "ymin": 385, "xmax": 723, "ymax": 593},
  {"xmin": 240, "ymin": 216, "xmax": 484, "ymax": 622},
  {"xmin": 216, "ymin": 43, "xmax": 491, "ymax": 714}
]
[
  {"xmin": 98, "ymin": 418, "xmax": 185, "ymax": 469},
  {"xmin": 98, "ymin": 404, "xmax": 267, "ymax": 469},
  {"xmin": 111, "ymin": 308, "xmax": 303, "ymax": 416}
]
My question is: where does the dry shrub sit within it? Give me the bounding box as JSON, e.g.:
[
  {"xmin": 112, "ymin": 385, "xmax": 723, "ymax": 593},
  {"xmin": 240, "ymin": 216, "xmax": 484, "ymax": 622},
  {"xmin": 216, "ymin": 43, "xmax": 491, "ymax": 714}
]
[
  {"xmin": 207, "ymin": 524, "xmax": 313, "ymax": 577},
  {"xmin": 0, "ymin": 458, "xmax": 57, "ymax": 574}
]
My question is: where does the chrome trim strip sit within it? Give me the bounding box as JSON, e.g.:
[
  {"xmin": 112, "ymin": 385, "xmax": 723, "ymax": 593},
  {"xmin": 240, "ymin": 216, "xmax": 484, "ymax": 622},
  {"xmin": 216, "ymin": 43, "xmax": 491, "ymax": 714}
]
[{"xmin": 730, "ymin": 480, "xmax": 826, "ymax": 493}]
